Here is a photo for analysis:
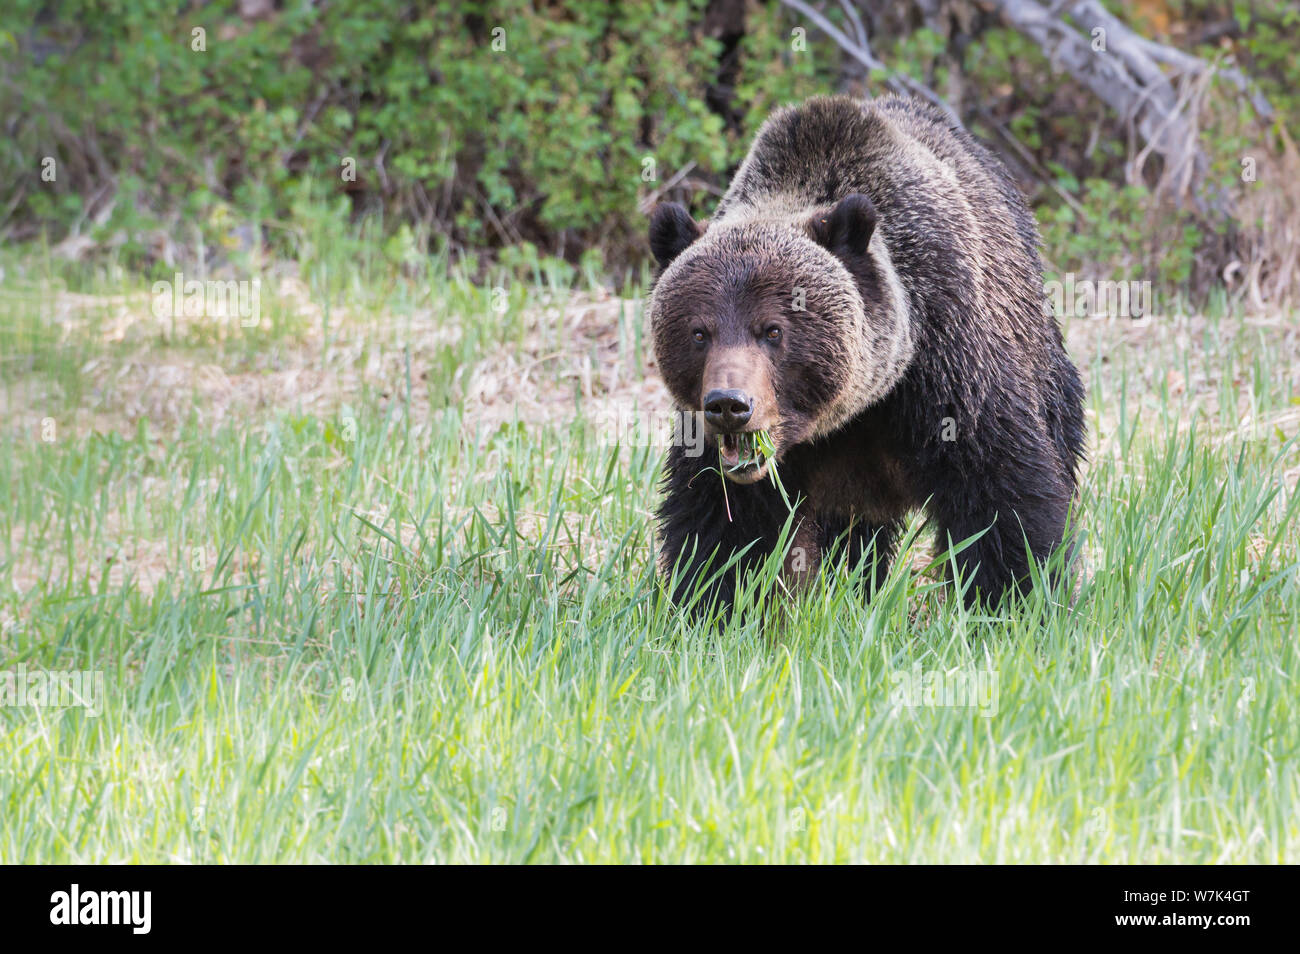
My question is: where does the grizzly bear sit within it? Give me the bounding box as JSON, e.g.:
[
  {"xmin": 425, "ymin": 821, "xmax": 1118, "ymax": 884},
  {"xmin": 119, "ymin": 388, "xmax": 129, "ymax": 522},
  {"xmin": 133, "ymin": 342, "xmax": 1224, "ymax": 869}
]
[{"xmin": 647, "ymin": 94, "xmax": 1085, "ymax": 613}]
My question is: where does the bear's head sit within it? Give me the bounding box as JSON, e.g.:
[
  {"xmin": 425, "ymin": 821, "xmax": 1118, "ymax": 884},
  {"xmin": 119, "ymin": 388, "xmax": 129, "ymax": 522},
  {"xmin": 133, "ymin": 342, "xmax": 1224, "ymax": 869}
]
[{"xmin": 647, "ymin": 194, "xmax": 912, "ymax": 484}]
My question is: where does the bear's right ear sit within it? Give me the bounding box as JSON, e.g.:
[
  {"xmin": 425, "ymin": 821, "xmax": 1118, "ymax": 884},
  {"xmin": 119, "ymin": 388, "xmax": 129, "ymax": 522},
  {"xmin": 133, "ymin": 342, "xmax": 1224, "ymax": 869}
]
[{"xmin": 649, "ymin": 203, "xmax": 704, "ymax": 269}]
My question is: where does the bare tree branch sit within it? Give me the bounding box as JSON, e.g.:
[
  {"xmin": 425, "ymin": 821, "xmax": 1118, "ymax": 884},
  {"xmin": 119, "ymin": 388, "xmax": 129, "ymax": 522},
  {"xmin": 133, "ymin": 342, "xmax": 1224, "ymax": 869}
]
[{"xmin": 777, "ymin": 0, "xmax": 963, "ymax": 127}]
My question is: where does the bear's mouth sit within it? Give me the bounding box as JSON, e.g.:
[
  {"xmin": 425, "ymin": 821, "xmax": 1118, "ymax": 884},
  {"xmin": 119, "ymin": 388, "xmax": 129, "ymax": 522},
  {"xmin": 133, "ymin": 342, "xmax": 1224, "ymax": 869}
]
[{"xmin": 718, "ymin": 430, "xmax": 771, "ymax": 484}]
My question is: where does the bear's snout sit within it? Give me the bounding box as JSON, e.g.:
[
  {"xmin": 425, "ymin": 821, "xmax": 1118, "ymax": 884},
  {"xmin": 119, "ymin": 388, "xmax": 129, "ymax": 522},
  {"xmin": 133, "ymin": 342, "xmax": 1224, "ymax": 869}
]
[
  {"xmin": 699, "ymin": 348, "xmax": 776, "ymax": 427},
  {"xmin": 702, "ymin": 388, "xmax": 754, "ymax": 432},
  {"xmin": 699, "ymin": 350, "xmax": 780, "ymax": 485}
]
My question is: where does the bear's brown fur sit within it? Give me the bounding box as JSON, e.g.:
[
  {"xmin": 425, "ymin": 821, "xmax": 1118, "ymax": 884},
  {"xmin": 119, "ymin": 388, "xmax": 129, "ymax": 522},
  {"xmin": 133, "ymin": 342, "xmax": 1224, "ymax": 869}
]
[{"xmin": 648, "ymin": 94, "xmax": 1086, "ymax": 612}]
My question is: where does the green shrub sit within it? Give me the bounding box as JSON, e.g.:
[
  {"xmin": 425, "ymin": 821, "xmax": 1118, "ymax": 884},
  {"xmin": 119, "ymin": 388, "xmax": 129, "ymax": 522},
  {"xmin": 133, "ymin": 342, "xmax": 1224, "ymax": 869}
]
[
  {"xmin": 2, "ymin": 0, "xmax": 1296, "ymax": 297},
  {"xmin": 1, "ymin": 0, "xmax": 788, "ymax": 272}
]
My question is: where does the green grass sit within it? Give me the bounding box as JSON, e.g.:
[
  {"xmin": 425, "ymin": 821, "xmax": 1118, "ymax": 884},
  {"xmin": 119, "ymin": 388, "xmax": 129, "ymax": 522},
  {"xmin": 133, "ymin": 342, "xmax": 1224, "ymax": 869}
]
[{"xmin": 0, "ymin": 248, "xmax": 1297, "ymax": 863}]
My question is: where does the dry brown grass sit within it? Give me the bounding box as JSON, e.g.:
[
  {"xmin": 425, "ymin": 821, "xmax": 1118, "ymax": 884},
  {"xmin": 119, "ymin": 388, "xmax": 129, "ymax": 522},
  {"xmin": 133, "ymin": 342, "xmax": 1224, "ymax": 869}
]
[{"xmin": 5, "ymin": 276, "xmax": 1298, "ymax": 600}]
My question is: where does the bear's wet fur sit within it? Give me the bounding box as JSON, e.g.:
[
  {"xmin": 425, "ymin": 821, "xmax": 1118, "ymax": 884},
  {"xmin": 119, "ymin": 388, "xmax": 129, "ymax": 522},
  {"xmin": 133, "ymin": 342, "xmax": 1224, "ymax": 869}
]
[{"xmin": 647, "ymin": 95, "xmax": 1086, "ymax": 612}]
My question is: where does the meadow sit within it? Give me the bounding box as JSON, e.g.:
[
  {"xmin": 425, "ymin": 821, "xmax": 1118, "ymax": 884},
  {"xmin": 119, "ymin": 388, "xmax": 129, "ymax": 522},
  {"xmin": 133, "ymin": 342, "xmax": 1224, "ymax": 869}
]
[{"xmin": 1, "ymin": 241, "xmax": 1297, "ymax": 863}]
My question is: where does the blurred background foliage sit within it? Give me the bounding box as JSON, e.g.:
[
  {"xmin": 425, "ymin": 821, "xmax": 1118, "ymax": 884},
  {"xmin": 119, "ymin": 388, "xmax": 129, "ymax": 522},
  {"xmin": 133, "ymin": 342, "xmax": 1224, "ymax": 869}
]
[{"xmin": 2, "ymin": 0, "xmax": 1297, "ymax": 302}]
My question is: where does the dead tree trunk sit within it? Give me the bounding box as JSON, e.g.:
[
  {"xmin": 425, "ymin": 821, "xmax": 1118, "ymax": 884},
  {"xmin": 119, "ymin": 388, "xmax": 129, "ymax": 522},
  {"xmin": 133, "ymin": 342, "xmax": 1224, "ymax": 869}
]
[{"xmin": 782, "ymin": 0, "xmax": 1274, "ymax": 219}]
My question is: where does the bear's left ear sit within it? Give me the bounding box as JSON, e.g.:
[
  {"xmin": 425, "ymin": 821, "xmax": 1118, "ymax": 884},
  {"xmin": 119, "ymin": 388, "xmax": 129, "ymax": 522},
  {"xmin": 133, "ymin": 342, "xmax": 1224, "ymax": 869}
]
[
  {"xmin": 649, "ymin": 202, "xmax": 704, "ymax": 269},
  {"xmin": 810, "ymin": 193, "xmax": 877, "ymax": 258}
]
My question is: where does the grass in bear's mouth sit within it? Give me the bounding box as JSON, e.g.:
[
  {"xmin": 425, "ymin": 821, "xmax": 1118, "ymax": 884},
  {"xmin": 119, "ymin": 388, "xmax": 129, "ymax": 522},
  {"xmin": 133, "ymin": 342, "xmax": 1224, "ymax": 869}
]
[
  {"xmin": 721, "ymin": 431, "xmax": 763, "ymax": 471},
  {"xmin": 709, "ymin": 429, "xmax": 793, "ymax": 520}
]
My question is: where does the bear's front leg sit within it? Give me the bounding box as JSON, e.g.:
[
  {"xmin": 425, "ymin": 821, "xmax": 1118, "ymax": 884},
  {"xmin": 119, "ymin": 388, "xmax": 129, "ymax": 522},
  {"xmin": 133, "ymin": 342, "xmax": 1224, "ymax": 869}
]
[
  {"xmin": 817, "ymin": 516, "xmax": 903, "ymax": 596},
  {"xmin": 925, "ymin": 439, "xmax": 1073, "ymax": 607},
  {"xmin": 656, "ymin": 439, "xmax": 793, "ymax": 614}
]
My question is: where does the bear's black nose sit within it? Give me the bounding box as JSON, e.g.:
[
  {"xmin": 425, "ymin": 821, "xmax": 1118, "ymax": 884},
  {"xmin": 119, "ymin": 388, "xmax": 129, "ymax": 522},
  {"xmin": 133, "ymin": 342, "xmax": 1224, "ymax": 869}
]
[{"xmin": 703, "ymin": 389, "xmax": 754, "ymax": 431}]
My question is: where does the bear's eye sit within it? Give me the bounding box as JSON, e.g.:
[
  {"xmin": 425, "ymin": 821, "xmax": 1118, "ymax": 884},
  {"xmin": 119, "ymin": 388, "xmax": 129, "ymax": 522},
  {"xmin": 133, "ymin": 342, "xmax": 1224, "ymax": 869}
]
[
  {"xmin": 765, "ymin": 326, "xmax": 782, "ymax": 343},
  {"xmin": 692, "ymin": 329, "xmax": 707, "ymax": 343}
]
